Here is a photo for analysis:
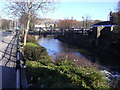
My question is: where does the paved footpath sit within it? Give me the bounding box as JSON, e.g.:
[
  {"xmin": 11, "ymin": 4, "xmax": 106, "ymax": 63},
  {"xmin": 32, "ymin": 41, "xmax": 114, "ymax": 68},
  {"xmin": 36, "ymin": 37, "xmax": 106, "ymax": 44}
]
[{"xmin": 0, "ymin": 31, "xmax": 27, "ymax": 89}]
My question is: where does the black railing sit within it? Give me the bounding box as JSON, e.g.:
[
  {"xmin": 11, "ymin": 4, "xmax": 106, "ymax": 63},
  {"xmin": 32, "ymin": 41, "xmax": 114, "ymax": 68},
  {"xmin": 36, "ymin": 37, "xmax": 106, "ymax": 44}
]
[{"xmin": 16, "ymin": 29, "xmax": 21, "ymax": 89}]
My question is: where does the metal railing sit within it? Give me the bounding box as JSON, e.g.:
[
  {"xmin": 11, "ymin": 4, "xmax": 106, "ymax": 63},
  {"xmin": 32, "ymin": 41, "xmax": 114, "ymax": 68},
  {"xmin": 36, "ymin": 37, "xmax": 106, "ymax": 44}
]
[{"xmin": 16, "ymin": 29, "xmax": 21, "ymax": 89}]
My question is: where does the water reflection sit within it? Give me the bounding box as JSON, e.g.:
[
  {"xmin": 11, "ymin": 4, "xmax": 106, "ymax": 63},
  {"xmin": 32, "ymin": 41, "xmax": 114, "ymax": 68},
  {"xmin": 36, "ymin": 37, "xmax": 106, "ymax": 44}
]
[
  {"xmin": 38, "ymin": 37, "xmax": 84, "ymax": 58},
  {"xmin": 38, "ymin": 37, "xmax": 61, "ymax": 56}
]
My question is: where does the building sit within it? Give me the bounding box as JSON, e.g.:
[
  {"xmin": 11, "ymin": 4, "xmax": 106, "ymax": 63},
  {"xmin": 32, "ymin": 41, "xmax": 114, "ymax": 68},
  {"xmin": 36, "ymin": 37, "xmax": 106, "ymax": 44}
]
[
  {"xmin": 90, "ymin": 12, "xmax": 118, "ymax": 38},
  {"xmin": 90, "ymin": 12, "xmax": 118, "ymax": 47},
  {"xmin": 110, "ymin": 11, "xmax": 120, "ymax": 24},
  {"xmin": 34, "ymin": 18, "xmax": 58, "ymax": 31},
  {"xmin": 90, "ymin": 21, "xmax": 116, "ymax": 38}
]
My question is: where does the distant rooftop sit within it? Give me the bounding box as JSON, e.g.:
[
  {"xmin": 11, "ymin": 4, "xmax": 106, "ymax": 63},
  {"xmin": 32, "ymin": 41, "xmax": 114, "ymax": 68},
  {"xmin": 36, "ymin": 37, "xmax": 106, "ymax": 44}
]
[
  {"xmin": 90, "ymin": 21, "xmax": 117, "ymax": 27},
  {"xmin": 111, "ymin": 12, "xmax": 120, "ymax": 16}
]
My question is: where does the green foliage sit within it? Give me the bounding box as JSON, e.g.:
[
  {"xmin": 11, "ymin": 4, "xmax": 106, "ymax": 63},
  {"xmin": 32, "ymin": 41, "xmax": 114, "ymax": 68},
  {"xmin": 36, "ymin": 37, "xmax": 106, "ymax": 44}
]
[
  {"xmin": 26, "ymin": 59, "xmax": 109, "ymax": 89},
  {"xmin": 24, "ymin": 42, "xmax": 50, "ymax": 61},
  {"xmin": 55, "ymin": 59, "xmax": 75, "ymax": 66},
  {"xmin": 0, "ymin": 29, "xmax": 5, "ymax": 31},
  {"xmin": 26, "ymin": 42, "xmax": 39, "ymax": 47},
  {"xmin": 38, "ymin": 59, "xmax": 53, "ymax": 66}
]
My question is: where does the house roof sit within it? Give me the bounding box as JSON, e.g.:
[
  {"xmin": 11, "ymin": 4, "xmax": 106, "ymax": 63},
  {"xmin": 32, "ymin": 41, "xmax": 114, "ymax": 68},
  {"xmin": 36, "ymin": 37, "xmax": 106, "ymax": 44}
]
[
  {"xmin": 90, "ymin": 21, "xmax": 117, "ymax": 27},
  {"xmin": 111, "ymin": 12, "xmax": 120, "ymax": 16}
]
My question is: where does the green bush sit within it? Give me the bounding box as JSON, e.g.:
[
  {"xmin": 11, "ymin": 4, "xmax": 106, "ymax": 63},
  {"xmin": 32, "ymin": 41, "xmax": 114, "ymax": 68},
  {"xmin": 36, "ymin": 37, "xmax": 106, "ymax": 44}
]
[
  {"xmin": 55, "ymin": 59, "xmax": 75, "ymax": 66},
  {"xmin": 26, "ymin": 60, "xmax": 109, "ymax": 89},
  {"xmin": 24, "ymin": 42, "xmax": 50, "ymax": 61}
]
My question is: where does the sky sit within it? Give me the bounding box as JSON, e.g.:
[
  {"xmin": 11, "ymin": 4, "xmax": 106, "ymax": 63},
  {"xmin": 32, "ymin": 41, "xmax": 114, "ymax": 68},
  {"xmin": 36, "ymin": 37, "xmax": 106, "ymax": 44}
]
[
  {"xmin": 43, "ymin": 1, "xmax": 118, "ymax": 21},
  {"xmin": 0, "ymin": 0, "xmax": 119, "ymax": 21}
]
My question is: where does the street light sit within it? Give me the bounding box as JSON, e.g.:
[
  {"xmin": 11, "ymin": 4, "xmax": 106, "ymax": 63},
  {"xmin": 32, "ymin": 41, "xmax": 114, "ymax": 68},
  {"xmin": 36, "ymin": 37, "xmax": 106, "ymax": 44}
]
[
  {"xmin": 82, "ymin": 16, "xmax": 85, "ymax": 34},
  {"xmin": 82, "ymin": 16, "xmax": 85, "ymax": 29}
]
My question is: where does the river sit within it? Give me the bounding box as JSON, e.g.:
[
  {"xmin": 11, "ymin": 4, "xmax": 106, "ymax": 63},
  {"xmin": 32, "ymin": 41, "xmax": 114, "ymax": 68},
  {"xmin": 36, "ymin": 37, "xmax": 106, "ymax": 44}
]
[
  {"xmin": 38, "ymin": 36, "xmax": 119, "ymax": 66},
  {"xmin": 38, "ymin": 36, "xmax": 85, "ymax": 59}
]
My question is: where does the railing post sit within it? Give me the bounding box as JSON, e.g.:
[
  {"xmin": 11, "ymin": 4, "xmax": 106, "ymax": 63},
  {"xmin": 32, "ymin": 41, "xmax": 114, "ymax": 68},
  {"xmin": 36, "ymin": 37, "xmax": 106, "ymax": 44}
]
[{"xmin": 16, "ymin": 29, "xmax": 21, "ymax": 89}]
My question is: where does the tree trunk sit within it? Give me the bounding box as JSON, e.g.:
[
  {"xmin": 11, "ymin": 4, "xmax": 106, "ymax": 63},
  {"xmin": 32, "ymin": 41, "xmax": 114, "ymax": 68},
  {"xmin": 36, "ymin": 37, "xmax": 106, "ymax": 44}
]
[{"xmin": 23, "ymin": 14, "xmax": 30, "ymax": 46}]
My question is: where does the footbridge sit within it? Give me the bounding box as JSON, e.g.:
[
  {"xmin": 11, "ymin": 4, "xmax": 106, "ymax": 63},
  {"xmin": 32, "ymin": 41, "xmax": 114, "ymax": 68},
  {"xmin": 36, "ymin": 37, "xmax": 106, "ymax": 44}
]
[{"xmin": 28, "ymin": 28, "xmax": 88, "ymax": 36}]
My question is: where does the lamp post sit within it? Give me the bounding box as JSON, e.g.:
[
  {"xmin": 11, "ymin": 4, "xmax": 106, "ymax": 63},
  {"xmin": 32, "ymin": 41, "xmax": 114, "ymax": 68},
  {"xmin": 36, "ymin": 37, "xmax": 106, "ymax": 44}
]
[
  {"xmin": 85, "ymin": 19, "xmax": 87, "ymax": 30},
  {"xmin": 82, "ymin": 17, "xmax": 84, "ymax": 29},
  {"xmin": 82, "ymin": 16, "xmax": 84, "ymax": 34}
]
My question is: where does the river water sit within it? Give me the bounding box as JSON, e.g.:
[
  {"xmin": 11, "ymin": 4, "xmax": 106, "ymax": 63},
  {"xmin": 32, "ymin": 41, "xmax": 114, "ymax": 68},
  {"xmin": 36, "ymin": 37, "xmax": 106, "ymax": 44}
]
[
  {"xmin": 38, "ymin": 37, "xmax": 85, "ymax": 59},
  {"xmin": 38, "ymin": 37, "xmax": 109, "ymax": 69}
]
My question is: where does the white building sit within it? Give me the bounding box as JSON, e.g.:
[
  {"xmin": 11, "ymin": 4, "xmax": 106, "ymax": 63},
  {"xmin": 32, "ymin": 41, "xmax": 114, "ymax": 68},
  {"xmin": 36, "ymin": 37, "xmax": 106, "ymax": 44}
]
[{"xmin": 34, "ymin": 18, "xmax": 58, "ymax": 31}]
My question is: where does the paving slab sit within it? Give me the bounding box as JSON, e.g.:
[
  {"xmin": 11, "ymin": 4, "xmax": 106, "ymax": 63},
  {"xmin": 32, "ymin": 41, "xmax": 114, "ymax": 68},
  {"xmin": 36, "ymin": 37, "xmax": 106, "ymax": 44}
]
[{"xmin": 0, "ymin": 32, "xmax": 17, "ymax": 89}]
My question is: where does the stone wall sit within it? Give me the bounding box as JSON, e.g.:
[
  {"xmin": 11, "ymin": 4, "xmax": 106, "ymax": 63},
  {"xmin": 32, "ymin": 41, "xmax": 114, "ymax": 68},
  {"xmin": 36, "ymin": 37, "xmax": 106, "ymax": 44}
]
[{"xmin": 57, "ymin": 33, "xmax": 96, "ymax": 50}]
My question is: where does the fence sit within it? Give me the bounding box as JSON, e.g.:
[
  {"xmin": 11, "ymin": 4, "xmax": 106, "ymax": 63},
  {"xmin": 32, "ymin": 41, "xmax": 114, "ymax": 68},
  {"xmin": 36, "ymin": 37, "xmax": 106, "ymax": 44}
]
[{"xmin": 16, "ymin": 29, "xmax": 21, "ymax": 89}]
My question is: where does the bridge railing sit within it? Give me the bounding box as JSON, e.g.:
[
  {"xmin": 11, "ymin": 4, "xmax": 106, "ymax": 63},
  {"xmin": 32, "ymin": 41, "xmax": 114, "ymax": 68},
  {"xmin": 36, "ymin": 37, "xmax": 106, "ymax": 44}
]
[{"xmin": 28, "ymin": 27, "xmax": 91, "ymax": 36}]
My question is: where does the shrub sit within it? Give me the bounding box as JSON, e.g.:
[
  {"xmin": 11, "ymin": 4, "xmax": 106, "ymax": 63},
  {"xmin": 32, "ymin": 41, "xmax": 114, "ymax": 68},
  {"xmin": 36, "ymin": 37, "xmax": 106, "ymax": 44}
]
[
  {"xmin": 20, "ymin": 34, "xmax": 37, "ymax": 43},
  {"xmin": 55, "ymin": 52, "xmax": 93, "ymax": 68},
  {"xmin": 26, "ymin": 35, "xmax": 37, "ymax": 43},
  {"xmin": 24, "ymin": 42, "xmax": 50, "ymax": 61},
  {"xmin": 38, "ymin": 59, "xmax": 53, "ymax": 66},
  {"xmin": 26, "ymin": 60, "xmax": 109, "ymax": 89}
]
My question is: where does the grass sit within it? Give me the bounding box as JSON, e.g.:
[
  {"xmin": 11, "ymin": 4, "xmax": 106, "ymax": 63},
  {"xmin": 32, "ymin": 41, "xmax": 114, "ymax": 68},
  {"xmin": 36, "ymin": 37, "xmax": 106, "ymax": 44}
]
[
  {"xmin": 26, "ymin": 42, "xmax": 39, "ymax": 47},
  {"xmin": 0, "ymin": 29, "xmax": 5, "ymax": 31}
]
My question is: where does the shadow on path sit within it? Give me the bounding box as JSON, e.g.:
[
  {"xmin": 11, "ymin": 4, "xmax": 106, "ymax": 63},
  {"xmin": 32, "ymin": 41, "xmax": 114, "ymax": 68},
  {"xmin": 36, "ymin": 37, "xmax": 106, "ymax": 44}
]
[
  {"xmin": 1, "ymin": 66, "xmax": 16, "ymax": 89},
  {"xmin": 0, "ymin": 35, "xmax": 17, "ymax": 67},
  {"xmin": 0, "ymin": 35, "xmax": 17, "ymax": 89}
]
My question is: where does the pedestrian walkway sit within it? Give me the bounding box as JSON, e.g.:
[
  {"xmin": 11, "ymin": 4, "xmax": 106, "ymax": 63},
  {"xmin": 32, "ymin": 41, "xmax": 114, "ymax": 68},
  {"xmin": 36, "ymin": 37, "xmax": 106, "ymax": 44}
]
[
  {"xmin": 0, "ymin": 34, "xmax": 17, "ymax": 67},
  {"xmin": 0, "ymin": 33, "xmax": 17, "ymax": 89},
  {"xmin": 0, "ymin": 31, "xmax": 28, "ymax": 89}
]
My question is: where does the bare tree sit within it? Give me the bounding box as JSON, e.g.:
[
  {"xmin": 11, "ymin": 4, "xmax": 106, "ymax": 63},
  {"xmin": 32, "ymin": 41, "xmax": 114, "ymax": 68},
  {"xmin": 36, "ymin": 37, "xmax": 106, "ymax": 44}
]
[
  {"xmin": 0, "ymin": 15, "xmax": 2, "ymax": 29},
  {"xmin": 84, "ymin": 15, "xmax": 91, "ymax": 29},
  {"xmin": 117, "ymin": 1, "xmax": 120, "ymax": 12},
  {"xmin": 19, "ymin": 13, "xmax": 38, "ymax": 31},
  {"xmin": 57, "ymin": 19, "xmax": 81, "ymax": 29},
  {"xmin": 6, "ymin": 0, "xmax": 56, "ymax": 46}
]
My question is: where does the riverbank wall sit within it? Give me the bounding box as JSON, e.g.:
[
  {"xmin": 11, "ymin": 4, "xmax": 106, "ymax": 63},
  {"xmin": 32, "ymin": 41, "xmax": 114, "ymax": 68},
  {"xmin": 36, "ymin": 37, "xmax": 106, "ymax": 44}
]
[
  {"xmin": 56, "ymin": 31, "xmax": 120, "ymax": 66},
  {"xmin": 57, "ymin": 33, "xmax": 96, "ymax": 51}
]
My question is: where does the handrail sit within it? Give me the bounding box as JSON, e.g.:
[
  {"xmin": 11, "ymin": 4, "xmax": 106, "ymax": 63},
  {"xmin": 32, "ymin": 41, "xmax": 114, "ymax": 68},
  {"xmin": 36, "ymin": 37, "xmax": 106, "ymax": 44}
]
[{"xmin": 16, "ymin": 29, "xmax": 21, "ymax": 89}]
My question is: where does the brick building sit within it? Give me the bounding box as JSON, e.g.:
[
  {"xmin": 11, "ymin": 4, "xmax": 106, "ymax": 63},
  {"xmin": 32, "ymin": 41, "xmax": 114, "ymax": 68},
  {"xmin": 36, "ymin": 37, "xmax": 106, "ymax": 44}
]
[{"xmin": 110, "ymin": 11, "xmax": 120, "ymax": 25}]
